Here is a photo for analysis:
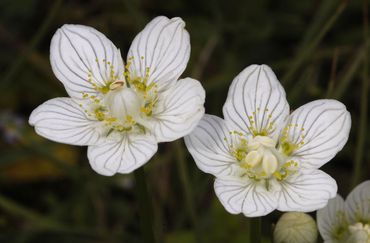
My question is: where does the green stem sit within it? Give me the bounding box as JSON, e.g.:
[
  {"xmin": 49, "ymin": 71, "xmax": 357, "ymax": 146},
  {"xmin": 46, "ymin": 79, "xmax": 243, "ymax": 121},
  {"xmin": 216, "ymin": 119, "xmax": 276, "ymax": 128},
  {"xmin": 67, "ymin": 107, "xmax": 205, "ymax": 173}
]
[
  {"xmin": 0, "ymin": 193, "xmax": 64, "ymax": 230},
  {"xmin": 134, "ymin": 167, "xmax": 156, "ymax": 243},
  {"xmin": 249, "ymin": 217, "xmax": 262, "ymax": 243},
  {"xmin": 351, "ymin": 0, "xmax": 369, "ymax": 188},
  {"xmin": 326, "ymin": 48, "xmax": 339, "ymax": 98},
  {"xmin": 1, "ymin": 0, "xmax": 62, "ymax": 88},
  {"xmin": 298, "ymin": 0, "xmax": 338, "ymax": 48},
  {"xmin": 282, "ymin": 0, "xmax": 348, "ymax": 86},
  {"xmin": 0, "ymin": 194, "xmax": 119, "ymax": 240},
  {"xmin": 331, "ymin": 44, "xmax": 366, "ymax": 99},
  {"xmin": 174, "ymin": 140, "xmax": 201, "ymax": 242}
]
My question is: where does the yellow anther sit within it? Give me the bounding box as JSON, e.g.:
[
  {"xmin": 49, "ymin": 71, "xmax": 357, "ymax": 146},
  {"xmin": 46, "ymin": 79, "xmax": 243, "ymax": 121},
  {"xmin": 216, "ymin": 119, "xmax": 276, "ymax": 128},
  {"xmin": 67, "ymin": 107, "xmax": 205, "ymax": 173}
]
[
  {"xmin": 273, "ymin": 171, "xmax": 282, "ymax": 180},
  {"xmin": 109, "ymin": 80, "xmax": 124, "ymax": 90},
  {"xmin": 281, "ymin": 141, "xmax": 298, "ymax": 156},
  {"xmin": 94, "ymin": 108, "xmax": 105, "ymax": 121}
]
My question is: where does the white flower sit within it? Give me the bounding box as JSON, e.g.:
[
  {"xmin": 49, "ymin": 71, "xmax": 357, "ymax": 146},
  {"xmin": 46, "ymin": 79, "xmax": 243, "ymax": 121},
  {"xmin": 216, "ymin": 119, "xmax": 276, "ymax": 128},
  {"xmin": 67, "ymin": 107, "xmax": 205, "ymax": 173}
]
[
  {"xmin": 185, "ymin": 64, "xmax": 351, "ymax": 217},
  {"xmin": 29, "ymin": 16, "xmax": 205, "ymax": 176},
  {"xmin": 317, "ymin": 180, "xmax": 370, "ymax": 243},
  {"xmin": 274, "ymin": 212, "xmax": 318, "ymax": 243}
]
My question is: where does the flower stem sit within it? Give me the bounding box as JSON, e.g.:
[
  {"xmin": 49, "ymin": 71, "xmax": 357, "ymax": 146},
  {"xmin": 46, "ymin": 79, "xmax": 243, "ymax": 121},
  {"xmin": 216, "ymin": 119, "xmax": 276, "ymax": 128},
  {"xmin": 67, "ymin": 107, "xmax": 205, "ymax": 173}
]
[
  {"xmin": 352, "ymin": 0, "xmax": 369, "ymax": 188},
  {"xmin": 174, "ymin": 140, "xmax": 202, "ymax": 243},
  {"xmin": 1, "ymin": 0, "xmax": 62, "ymax": 89},
  {"xmin": 134, "ymin": 167, "xmax": 156, "ymax": 243},
  {"xmin": 282, "ymin": 0, "xmax": 348, "ymax": 86},
  {"xmin": 249, "ymin": 217, "xmax": 262, "ymax": 243}
]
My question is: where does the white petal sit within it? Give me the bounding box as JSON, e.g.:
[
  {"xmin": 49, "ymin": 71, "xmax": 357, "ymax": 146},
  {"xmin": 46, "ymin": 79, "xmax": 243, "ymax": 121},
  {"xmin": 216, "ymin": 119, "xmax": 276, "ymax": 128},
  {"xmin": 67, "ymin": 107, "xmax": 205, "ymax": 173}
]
[
  {"xmin": 317, "ymin": 195, "xmax": 347, "ymax": 242},
  {"xmin": 282, "ymin": 99, "xmax": 351, "ymax": 170},
  {"xmin": 214, "ymin": 177, "xmax": 277, "ymax": 217},
  {"xmin": 152, "ymin": 78, "xmax": 205, "ymax": 142},
  {"xmin": 87, "ymin": 134, "xmax": 157, "ymax": 176},
  {"xmin": 345, "ymin": 180, "xmax": 370, "ymax": 223},
  {"xmin": 223, "ymin": 64, "xmax": 289, "ymax": 139},
  {"xmin": 127, "ymin": 16, "xmax": 190, "ymax": 91},
  {"xmin": 50, "ymin": 24, "xmax": 124, "ymax": 99},
  {"xmin": 184, "ymin": 114, "xmax": 242, "ymax": 177},
  {"xmin": 29, "ymin": 98, "xmax": 103, "ymax": 146},
  {"xmin": 277, "ymin": 170, "xmax": 337, "ymax": 212}
]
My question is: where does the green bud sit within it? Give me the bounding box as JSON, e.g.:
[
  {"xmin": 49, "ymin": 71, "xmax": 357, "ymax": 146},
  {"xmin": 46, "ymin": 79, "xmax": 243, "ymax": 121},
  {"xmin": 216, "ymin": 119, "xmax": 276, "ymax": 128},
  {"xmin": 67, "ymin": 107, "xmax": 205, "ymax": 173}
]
[{"xmin": 273, "ymin": 212, "xmax": 318, "ymax": 243}]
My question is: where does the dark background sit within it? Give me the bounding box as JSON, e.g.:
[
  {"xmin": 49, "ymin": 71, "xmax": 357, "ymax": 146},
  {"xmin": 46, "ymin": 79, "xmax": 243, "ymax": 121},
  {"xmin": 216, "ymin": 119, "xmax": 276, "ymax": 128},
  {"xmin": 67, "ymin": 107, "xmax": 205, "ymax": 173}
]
[{"xmin": 0, "ymin": 0, "xmax": 368, "ymax": 242}]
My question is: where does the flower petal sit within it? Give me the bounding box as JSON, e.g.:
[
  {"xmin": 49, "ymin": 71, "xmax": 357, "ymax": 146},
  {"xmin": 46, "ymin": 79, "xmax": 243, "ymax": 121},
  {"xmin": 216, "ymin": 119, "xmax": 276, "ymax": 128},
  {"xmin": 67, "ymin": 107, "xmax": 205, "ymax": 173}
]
[
  {"xmin": 152, "ymin": 78, "xmax": 205, "ymax": 142},
  {"xmin": 281, "ymin": 99, "xmax": 351, "ymax": 170},
  {"xmin": 50, "ymin": 24, "xmax": 124, "ymax": 99},
  {"xmin": 277, "ymin": 170, "xmax": 337, "ymax": 212},
  {"xmin": 184, "ymin": 114, "xmax": 240, "ymax": 177},
  {"xmin": 345, "ymin": 180, "xmax": 370, "ymax": 223},
  {"xmin": 214, "ymin": 177, "xmax": 277, "ymax": 217},
  {"xmin": 29, "ymin": 98, "xmax": 103, "ymax": 145},
  {"xmin": 87, "ymin": 134, "xmax": 157, "ymax": 176},
  {"xmin": 222, "ymin": 64, "xmax": 289, "ymax": 139},
  {"xmin": 127, "ymin": 16, "xmax": 190, "ymax": 91},
  {"xmin": 317, "ymin": 195, "xmax": 346, "ymax": 243}
]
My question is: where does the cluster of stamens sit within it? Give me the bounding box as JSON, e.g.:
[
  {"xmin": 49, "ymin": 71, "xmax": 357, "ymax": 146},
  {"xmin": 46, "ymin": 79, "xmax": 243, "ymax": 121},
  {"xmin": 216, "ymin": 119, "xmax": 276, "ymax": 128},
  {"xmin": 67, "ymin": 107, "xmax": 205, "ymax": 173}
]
[
  {"xmin": 225, "ymin": 131, "xmax": 248, "ymax": 161},
  {"xmin": 279, "ymin": 123, "xmax": 306, "ymax": 156},
  {"xmin": 226, "ymin": 125, "xmax": 299, "ymax": 184},
  {"xmin": 79, "ymin": 57, "xmax": 159, "ymax": 136},
  {"xmin": 124, "ymin": 57, "xmax": 159, "ymax": 117},
  {"xmin": 247, "ymin": 107, "xmax": 275, "ymax": 137}
]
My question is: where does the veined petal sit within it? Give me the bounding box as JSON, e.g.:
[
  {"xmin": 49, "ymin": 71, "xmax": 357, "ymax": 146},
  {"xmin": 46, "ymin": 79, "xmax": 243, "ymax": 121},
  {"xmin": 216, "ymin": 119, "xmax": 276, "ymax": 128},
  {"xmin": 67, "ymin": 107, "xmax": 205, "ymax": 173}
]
[
  {"xmin": 185, "ymin": 115, "xmax": 241, "ymax": 177},
  {"xmin": 87, "ymin": 133, "xmax": 157, "ymax": 176},
  {"xmin": 281, "ymin": 99, "xmax": 351, "ymax": 170},
  {"xmin": 277, "ymin": 170, "xmax": 337, "ymax": 212},
  {"xmin": 50, "ymin": 24, "xmax": 124, "ymax": 99},
  {"xmin": 317, "ymin": 195, "xmax": 347, "ymax": 243},
  {"xmin": 127, "ymin": 16, "xmax": 190, "ymax": 91},
  {"xmin": 214, "ymin": 177, "xmax": 277, "ymax": 217},
  {"xmin": 223, "ymin": 65, "xmax": 289, "ymax": 139},
  {"xmin": 345, "ymin": 180, "xmax": 370, "ymax": 223},
  {"xmin": 152, "ymin": 78, "xmax": 205, "ymax": 142},
  {"xmin": 29, "ymin": 98, "xmax": 103, "ymax": 146}
]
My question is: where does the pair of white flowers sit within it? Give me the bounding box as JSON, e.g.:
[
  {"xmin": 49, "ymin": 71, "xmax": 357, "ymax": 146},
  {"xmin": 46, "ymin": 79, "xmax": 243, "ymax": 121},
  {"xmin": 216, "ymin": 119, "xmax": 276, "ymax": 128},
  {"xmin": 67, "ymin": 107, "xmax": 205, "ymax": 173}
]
[{"xmin": 29, "ymin": 16, "xmax": 351, "ymax": 217}]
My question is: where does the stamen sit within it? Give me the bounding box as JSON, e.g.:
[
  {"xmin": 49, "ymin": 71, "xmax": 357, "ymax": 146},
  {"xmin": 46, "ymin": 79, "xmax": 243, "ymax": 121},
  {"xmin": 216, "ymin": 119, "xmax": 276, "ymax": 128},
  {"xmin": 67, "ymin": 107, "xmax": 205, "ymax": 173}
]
[
  {"xmin": 247, "ymin": 107, "xmax": 275, "ymax": 137},
  {"xmin": 109, "ymin": 80, "xmax": 125, "ymax": 90},
  {"xmin": 228, "ymin": 132, "xmax": 299, "ymax": 182},
  {"xmin": 279, "ymin": 123, "xmax": 306, "ymax": 156},
  {"xmin": 79, "ymin": 56, "xmax": 160, "ymax": 136}
]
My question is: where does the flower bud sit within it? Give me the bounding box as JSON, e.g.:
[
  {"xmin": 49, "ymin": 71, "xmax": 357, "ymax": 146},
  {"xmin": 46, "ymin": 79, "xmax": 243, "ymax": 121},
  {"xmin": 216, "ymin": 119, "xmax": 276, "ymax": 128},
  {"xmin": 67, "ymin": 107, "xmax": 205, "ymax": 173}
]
[{"xmin": 273, "ymin": 212, "xmax": 318, "ymax": 243}]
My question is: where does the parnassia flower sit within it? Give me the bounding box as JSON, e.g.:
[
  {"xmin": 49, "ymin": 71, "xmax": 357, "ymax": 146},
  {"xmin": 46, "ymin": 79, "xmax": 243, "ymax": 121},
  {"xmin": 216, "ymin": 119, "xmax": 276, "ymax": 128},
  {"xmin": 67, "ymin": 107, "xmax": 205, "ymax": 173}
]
[
  {"xmin": 185, "ymin": 64, "xmax": 351, "ymax": 217},
  {"xmin": 317, "ymin": 180, "xmax": 370, "ymax": 243},
  {"xmin": 29, "ymin": 16, "xmax": 205, "ymax": 176}
]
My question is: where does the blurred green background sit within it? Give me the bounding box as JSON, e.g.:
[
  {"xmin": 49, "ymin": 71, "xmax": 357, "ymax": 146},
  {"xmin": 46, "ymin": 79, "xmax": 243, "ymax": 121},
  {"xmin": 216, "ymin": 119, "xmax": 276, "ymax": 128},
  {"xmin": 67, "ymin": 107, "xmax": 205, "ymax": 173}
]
[{"xmin": 0, "ymin": 0, "xmax": 368, "ymax": 242}]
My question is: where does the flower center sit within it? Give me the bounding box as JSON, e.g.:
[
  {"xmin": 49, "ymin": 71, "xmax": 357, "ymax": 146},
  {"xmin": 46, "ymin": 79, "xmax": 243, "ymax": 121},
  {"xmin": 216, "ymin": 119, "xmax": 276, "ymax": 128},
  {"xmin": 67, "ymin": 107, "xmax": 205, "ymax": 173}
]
[
  {"xmin": 348, "ymin": 222, "xmax": 370, "ymax": 243},
  {"xmin": 79, "ymin": 57, "xmax": 159, "ymax": 136},
  {"xmin": 227, "ymin": 133, "xmax": 298, "ymax": 182},
  {"xmin": 105, "ymin": 85, "xmax": 141, "ymax": 120},
  {"xmin": 240, "ymin": 136, "xmax": 280, "ymax": 179}
]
